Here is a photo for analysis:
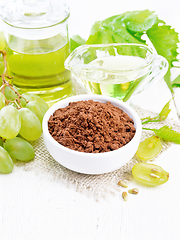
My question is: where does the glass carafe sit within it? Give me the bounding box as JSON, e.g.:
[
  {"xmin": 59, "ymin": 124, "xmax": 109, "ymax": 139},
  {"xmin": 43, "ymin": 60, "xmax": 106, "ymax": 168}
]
[{"xmin": 0, "ymin": 0, "xmax": 71, "ymax": 105}]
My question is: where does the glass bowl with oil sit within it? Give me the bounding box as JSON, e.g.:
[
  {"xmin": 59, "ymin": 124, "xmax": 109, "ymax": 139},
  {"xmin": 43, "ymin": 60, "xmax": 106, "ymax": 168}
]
[{"xmin": 65, "ymin": 43, "xmax": 168, "ymax": 102}]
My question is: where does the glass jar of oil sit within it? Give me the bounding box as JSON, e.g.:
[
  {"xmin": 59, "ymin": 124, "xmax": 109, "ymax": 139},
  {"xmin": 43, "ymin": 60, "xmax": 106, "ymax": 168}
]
[{"xmin": 0, "ymin": 0, "xmax": 72, "ymax": 105}]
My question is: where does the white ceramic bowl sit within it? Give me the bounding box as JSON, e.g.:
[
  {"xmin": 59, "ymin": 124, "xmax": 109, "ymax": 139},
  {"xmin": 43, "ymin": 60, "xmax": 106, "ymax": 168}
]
[{"xmin": 43, "ymin": 95, "xmax": 142, "ymax": 174}]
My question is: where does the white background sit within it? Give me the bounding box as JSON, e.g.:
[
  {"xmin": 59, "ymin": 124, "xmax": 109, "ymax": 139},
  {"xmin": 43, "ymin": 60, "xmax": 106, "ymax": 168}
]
[
  {"xmin": 0, "ymin": 0, "xmax": 180, "ymax": 240},
  {"xmin": 67, "ymin": 0, "xmax": 180, "ymax": 39}
]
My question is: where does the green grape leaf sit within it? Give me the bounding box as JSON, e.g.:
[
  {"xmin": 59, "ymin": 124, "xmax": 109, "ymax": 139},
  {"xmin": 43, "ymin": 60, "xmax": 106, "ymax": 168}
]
[
  {"xmin": 158, "ymin": 99, "xmax": 172, "ymax": 121},
  {"xmin": 102, "ymin": 13, "xmax": 128, "ymax": 26},
  {"xmin": 125, "ymin": 10, "xmax": 158, "ymax": 32},
  {"xmin": 172, "ymin": 74, "xmax": 180, "ymax": 88},
  {"xmin": 149, "ymin": 126, "xmax": 180, "ymax": 144},
  {"xmin": 88, "ymin": 12, "xmax": 128, "ymax": 35},
  {"xmin": 88, "ymin": 21, "xmax": 102, "ymax": 35},
  {"xmin": 86, "ymin": 26, "xmax": 114, "ymax": 44},
  {"xmin": 164, "ymin": 67, "xmax": 173, "ymax": 92},
  {"xmin": 147, "ymin": 24, "xmax": 179, "ymax": 92},
  {"xmin": 141, "ymin": 99, "xmax": 172, "ymax": 124},
  {"xmin": 86, "ymin": 11, "xmax": 146, "ymax": 45},
  {"xmin": 147, "ymin": 24, "xmax": 179, "ymax": 65},
  {"xmin": 70, "ymin": 35, "xmax": 86, "ymax": 52},
  {"xmin": 112, "ymin": 25, "xmax": 143, "ymax": 44}
]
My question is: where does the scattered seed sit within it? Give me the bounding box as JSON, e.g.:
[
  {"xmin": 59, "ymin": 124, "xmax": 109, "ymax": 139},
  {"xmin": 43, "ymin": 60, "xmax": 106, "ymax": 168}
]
[
  {"xmin": 128, "ymin": 188, "xmax": 139, "ymax": 195},
  {"xmin": 151, "ymin": 168, "xmax": 161, "ymax": 173},
  {"xmin": 122, "ymin": 191, "xmax": 128, "ymax": 201},
  {"xmin": 147, "ymin": 142, "xmax": 154, "ymax": 148},
  {"xmin": 150, "ymin": 173, "xmax": 160, "ymax": 178},
  {"xmin": 118, "ymin": 180, "xmax": 128, "ymax": 188}
]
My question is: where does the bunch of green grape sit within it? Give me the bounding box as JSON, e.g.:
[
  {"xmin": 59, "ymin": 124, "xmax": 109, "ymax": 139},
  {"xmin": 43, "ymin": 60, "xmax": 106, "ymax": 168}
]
[{"xmin": 0, "ymin": 88, "xmax": 49, "ymax": 174}]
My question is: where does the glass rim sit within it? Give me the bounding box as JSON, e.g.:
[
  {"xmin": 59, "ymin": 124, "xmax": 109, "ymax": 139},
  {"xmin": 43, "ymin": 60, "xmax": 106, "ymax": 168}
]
[
  {"xmin": 0, "ymin": 0, "xmax": 70, "ymax": 30},
  {"xmin": 1, "ymin": 12, "xmax": 70, "ymax": 30},
  {"xmin": 65, "ymin": 43, "xmax": 156, "ymax": 74}
]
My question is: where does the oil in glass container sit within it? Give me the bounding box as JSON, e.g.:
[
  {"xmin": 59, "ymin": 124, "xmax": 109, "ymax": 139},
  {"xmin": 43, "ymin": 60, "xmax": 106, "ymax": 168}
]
[{"xmin": 0, "ymin": 0, "xmax": 72, "ymax": 105}]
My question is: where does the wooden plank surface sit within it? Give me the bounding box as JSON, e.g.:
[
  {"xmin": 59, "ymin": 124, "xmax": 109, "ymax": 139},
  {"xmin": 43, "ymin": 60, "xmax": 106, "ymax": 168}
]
[{"xmin": 0, "ymin": 0, "xmax": 180, "ymax": 239}]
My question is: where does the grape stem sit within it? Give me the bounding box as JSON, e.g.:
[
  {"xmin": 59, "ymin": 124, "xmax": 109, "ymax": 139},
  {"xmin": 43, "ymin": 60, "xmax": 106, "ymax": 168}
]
[
  {"xmin": 141, "ymin": 116, "xmax": 160, "ymax": 125},
  {"xmin": 142, "ymin": 127, "xmax": 156, "ymax": 131},
  {"xmin": 0, "ymin": 136, "xmax": 6, "ymax": 143},
  {"xmin": 0, "ymin": 50, "xmax": 29, "ymax": 108}
]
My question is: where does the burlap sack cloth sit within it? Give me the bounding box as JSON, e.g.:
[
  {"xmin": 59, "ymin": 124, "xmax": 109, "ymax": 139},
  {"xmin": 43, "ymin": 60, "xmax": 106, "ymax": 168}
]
[{"xmin": 16, "ymin": 80, "xmax": 180, "ymax": 200}]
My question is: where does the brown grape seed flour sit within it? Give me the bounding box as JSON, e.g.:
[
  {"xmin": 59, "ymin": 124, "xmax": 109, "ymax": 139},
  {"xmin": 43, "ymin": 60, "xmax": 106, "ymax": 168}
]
[{"xmin": 48, "ymin": 100, "xmax": 136, "ymax": 153}]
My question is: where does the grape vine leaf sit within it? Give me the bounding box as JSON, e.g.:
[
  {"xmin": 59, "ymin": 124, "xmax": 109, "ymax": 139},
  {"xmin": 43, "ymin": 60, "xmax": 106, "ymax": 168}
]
[
  {"xmin": 152, "ymin": 126, "xmax": 180, "ymax": 144},
  {"xmin": 158, "ymin": 99, "xmax": 172, "ymax": 121},
  {"xmin": 147, "ymin": 24, "xmax": 179, "ymax": 65},
  {"xmin": 124, "ymin": 10, "xmax": 158, "ymax": 32},
  {"xmin": 141, "ymin": 99, "xmax": 172, "ymax": 124},
  {"xmin": 86, "ymin": 10, "xmax": 151, "ymax": 45},
  {"xmin": 147, "ymin": 24, "xmax": 179, "ymax": 91},
  {"xmin": 164, "ymin": 67, "xmax": 173, "ymax": 92},
  {"xmin": 70, "ymin": 35, "xmax": 86, "ymax": 52},
  {"xmin": 172, "ymin": 74, "xmax": 180, "ymax": 88}
]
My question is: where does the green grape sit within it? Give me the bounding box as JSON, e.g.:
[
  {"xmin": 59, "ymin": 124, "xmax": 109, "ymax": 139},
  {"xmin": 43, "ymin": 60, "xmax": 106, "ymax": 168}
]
[
  {"xmin": 26, "ymin": 100, "xmax": 47, "ymax": 124},
  {"xmin": 20, "ymin": 97, "xmax": 27, "ymax": 107},
  {"xmin": 136, "ymin": 136, "xmax": 162, "ymax": 161},
  {"xmin": 18, "ymin": 108, "xmax": 42, "ymax": 141},
  {"xmin": 132, "ymin": 162, "xmax": 169, "ymax": 186},
  {"xmin": 12, "ymin": 86, "xmax": 27, "ymax": 107},
  {"xmin": 4, "ymin": 137, "xmax": 35, "ymax": 161},
  {"xmin": 0, "ymin": 105, "xmax": 21, "ymax": 139},
  {"xmin": 0, "ymin": 146, "xmax": 14, "ymax": 174},
  {"xmin": 22, "ymin": 93, "xmax": 49, "ymax": 112},
  {"xmin": 4, "ymin": 86, "xmax": 27, "ymax": 107},
  {"xmin": 4, "ymin": 86, "xmax": 18, "ymax": 100},
  {"xmin": 0, "ymin": 92, "xmax": 5, "ymax": 110}
]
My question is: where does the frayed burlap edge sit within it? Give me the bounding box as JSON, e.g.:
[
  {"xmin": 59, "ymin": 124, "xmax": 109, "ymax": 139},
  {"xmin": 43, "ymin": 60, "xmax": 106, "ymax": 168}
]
[{"xmin": 15, "ymin": 106, "xmax": 180, "ymax": 200}]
